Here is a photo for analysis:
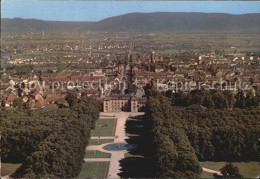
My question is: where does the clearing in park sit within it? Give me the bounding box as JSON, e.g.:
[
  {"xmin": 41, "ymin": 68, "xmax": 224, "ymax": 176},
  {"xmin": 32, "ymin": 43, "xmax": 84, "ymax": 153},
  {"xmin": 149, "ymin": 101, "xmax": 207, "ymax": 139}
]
[
  {"xmin": 85, "ymin": 151, "xmax": 111, "ymax": 158},
  {"xmin": 91, "ymin": 118, "xmax": 117, "ymax": 136},
  {"xmin": 78, "ymin": 162, "xmax": 110, "ymax": 178},
  {"xmin": 89, "ymin": 139, "xmax": 114, "ymax": 145},
  {"xmin": 1, "ymin": 163, "xmax": 22, "ymax": 177},
  {"xmin": 200, "ymin": 161, "xmax": 259, "ymax": 178}
]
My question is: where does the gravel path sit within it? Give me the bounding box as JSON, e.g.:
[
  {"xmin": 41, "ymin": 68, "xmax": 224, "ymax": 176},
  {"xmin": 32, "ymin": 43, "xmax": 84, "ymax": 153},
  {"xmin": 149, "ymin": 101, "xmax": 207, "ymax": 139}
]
[
  {"xmin": 85, "ymin": 112, "xmax": 144, "ymax": 178},
  {"xmin": 84, "ymin": 158, "xmax": 111, "ymax": 162},
  {"xmin": 90, "ymin": 136, "xmax": 116, "ymax": 139},
  {"xmin": 202, "ymin": 167, "xmax": 222, "ymax": 176},
  {"xmin": 104, "ymin": 112, "xmax": 144, "ymax": 178}
]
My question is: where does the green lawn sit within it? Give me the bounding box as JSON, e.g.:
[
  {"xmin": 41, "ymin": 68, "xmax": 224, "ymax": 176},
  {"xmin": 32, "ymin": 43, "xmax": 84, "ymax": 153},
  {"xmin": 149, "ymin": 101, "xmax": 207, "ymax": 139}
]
[
  {"xmin": 200, "ymin": 171, "xmax": 214, "ymax": 178},
  {"xmin": 91, "ymin": 118, "xmax": 117, "ymax": 137},
  {"xmin": 89, "ymin": 139, "xmax": 114, "ymax": 145},
  {"xmin": 1, "ymin": 163, "xmax": 21, "ymax": 176},
  {"xmin": 125, "ymin": 118, "xmax": 142, "ymax": 137},
  {"xmin": 85, "ymin": 151, "xmax": 111, "ymax": 158},
  {"xmin": 200, "ymin": 161, "xmax": 259, "ymax": 178},
  {"xmin": 124, "ymin": 152, "xmax": 143, "ymax": 158},
  {"xmin": 78, "ymin": 162, "xmax": 110, "ymax": 178}
]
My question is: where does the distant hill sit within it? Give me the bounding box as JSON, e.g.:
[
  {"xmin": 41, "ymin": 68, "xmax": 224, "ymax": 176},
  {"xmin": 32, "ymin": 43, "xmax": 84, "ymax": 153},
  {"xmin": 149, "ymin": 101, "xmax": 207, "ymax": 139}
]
[
  {"xmin": 95, "ymin": 12, "xmax": 260, "ymax": 31},
  {"xmin": 1, "ymin": 18, "xmax": 94, "ymax": 32},
  {"xmin": 2, "ymin": 12, "xmax": 260, "ymax": 32}
]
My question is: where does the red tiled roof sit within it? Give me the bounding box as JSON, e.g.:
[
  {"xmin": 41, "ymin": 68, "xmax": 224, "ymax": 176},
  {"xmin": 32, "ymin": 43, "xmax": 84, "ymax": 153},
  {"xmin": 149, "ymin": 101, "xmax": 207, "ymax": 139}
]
[
  {"xmin": 86, "ymin": 89, "xmax": 99, "ymax": 94},
  {"xmin": 56, "ymin": 98, "xmax": 66, "ymax": 103},
  {"xmin": 33, "ymin": 99, "xmax": 46, "ymax": 108},
  {"xmin": 6, "ymin": 93, "xmax": 16, "ymax": 102}
]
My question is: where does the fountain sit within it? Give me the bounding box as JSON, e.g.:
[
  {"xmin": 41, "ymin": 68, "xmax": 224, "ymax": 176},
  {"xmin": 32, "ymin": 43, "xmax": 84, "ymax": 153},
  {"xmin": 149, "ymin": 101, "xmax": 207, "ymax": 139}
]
[{"xmin": 103, "ymin": 143, "xmax": 133, "ymax": 151}]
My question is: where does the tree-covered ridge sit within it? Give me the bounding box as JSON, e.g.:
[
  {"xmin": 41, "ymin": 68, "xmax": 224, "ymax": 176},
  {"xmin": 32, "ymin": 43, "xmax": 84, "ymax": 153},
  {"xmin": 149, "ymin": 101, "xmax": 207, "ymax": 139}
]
[
  {"xmin": 2, "ymin": 13, "xmax": 260, "ymax": 32},
  {"xmin": 1, "ymin": 97, "xmax": 100, "ymax": 178},
  {"xmin": 144, "ymin": 92, "xmax": 260, "ymax": 178}
]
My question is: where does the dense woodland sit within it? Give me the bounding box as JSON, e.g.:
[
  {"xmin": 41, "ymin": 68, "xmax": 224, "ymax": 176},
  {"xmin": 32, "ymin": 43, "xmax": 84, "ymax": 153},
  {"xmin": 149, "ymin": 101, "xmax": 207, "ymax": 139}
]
[
  {"xmin": 162, "ymin": 88, "xmax": 258, "ymax": 109},
  {"xmin": 144, "ymin": 90, "xmax": 260, "ymax": 178},
  {"xmin": 145, "ymin": 84, "xmax": 260, "ymax": 109},
  {"xmin": 1, "ymin": 96, "xmax": 100, "ymax": 178}
]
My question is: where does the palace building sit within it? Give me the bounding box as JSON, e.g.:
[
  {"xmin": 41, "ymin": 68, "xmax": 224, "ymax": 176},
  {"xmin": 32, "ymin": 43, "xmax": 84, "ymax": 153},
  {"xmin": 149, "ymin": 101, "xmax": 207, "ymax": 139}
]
[{"xmin": 102, "ymin": 95, "xmax": 146, "ymax": 112}]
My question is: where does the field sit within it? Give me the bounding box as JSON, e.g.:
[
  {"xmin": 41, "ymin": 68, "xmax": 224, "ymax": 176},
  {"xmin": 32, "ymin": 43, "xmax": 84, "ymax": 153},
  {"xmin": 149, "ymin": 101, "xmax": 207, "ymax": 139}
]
[
  {"xmin": 200, "ymin": 161, "xmax": 259, "ymax": 178},
  {"xmin": 85, "ymin": 151, "xmax": 111, "ymax": 158},
  {"xmin": 89, "ymin": 139, "xmax": 114, "ymax": 145},
  {"xmin": 91, "ymin": 118, "xmax": 117, "ymax": 137},
  {"xmin": 78, "ymin": 162, "xmax": 110, "ymax": 178},
  {"xmin": 1, "ymin": 163, "xmax": 21, "ymax": 177}
]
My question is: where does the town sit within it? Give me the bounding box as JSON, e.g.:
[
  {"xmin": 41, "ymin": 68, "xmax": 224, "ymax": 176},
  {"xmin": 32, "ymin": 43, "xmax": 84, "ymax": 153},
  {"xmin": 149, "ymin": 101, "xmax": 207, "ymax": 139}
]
[{"xmin": 1, "ymin": 32, "xmax": 260, "ymax": 111}]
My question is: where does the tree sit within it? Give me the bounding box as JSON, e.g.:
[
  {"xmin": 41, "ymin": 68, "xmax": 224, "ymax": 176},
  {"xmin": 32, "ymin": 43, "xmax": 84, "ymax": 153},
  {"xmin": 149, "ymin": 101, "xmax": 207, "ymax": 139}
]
[
  {"xmin": 165, "ymin": 90, "xmax": 173, "ymax": 98},
  {"xmin": 2, "ymin": 98, "xmax": 101, "ymax": 178},
  {"xmin": 212, "ymin": 91, "xmax": 228, "ymax": 108},
  {"xmin": 223, "ymin": 91, "xmax": 235, "ymax": 108},
  {"xmin": 65, "ymin": 92, "xmax": 78, "ymax": 107},
  {"xmin": 144, "ymin": 94, "xmax": 202, "ymax": 178},
  {"xmin": 203, "ymin": 96, "xmax": 215, "ymax": 109},
  {"xmin": 124, "ymin": 83, "xmax": 137, "ymax": 94},
  {"xmin": 214, "ymin": 163, "xmax": 243, "ymax": 178},
  {"xmin": 234, "ymin": 90, "xmax": 246, "ymax": 108},
  {"xmin": 13, "ymin": 97, "xmax": 23, "ymax": 108}
]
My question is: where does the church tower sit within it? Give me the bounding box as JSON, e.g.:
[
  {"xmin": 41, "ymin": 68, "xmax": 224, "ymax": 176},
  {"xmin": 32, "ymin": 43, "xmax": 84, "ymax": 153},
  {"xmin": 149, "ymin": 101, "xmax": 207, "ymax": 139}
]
[{"xmin": 151, "ymin": 51, "xmax": 155, "ymax": 63}]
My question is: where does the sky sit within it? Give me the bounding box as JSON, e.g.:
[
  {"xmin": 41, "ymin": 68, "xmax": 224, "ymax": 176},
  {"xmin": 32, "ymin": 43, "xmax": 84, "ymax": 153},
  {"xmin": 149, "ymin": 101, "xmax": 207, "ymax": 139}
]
[{"xmin": 2, "ymin": 1, "xmax": 260, "ymax": 21}]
